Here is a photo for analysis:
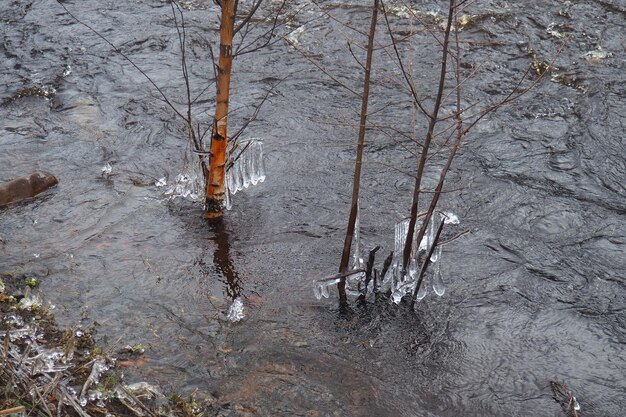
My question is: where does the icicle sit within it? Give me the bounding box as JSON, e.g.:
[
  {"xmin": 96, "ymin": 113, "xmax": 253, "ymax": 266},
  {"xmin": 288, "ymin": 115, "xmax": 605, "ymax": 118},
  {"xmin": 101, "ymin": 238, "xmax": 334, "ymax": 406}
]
[
  {"xmin": 255, "ymin": 140, "xmax": 266, "ymax": 183},
  {"xmin": 351, "ymin": 204, "xmax": 363, "ymax": 270},
  {"xmin": 395, "ymin": 218, "xmax": 409, "ymax": 257},
  {"xmin": 227, "ymin": 162, "xmax": 237, "ymax": 195},
  {"xmin": 235, "ymin": 157, "xmax": 245, "ymax": 192},
  {"xmin": 242, "ymin": 143, "xmax": 251, "ymax": 189},
  {"xmin": 415, "ymin": 281, "xmax": 428, "ymax": 300},
  {"xmin": 432, "ymin": 253, "xmax": 445, "ymax": 296},
  {"xmin": 223, "ymin": 168, "xmax": 232, "ymax": 210}
]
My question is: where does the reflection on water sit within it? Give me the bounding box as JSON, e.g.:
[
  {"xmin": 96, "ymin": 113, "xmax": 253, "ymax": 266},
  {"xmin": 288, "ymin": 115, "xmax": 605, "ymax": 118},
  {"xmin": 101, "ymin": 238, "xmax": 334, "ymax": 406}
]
[{"xmin": 209, "ymin": 219, "xmax": 242, "ymax": 301}]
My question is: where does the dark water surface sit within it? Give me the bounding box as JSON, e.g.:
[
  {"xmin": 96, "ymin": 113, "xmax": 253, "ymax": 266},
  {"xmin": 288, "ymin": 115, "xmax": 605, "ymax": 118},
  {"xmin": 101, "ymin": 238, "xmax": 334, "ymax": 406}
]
[{"xmin": 1, "ymin": 0, "xmax": 625, "ymax": 416}]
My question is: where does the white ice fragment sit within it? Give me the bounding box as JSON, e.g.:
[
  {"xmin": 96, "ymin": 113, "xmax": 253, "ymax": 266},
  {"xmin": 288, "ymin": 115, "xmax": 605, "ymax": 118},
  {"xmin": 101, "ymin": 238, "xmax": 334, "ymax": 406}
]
[
  {"xmin": 286, "ymin": 26, "xmax": 306, "ymax": 47},
  {"xmin": 18, "ymin": 293, "xmax": 42, "ymax": 310},
  {"xmin": 391, "ymin": 281, "xmax": 414, "ymax": 304},
  {"xmin": 164, "ymin": 169, "xmax": 203, "ymax": 201},
  {"xmin": 101, "ymin": 163, "xmax": 112, "ymax": 175},
  {"xmin": 32, "ymin": 349, "xmax": 71, "ymax": 373},
  {"xmin": 75, "ymin": 330, "xmax": 84, "ymax": 337},
  {"xmin": 582, "ymin": 48, "xmax": 612, "ymax": 62},
  {"xmin": 546, "ymin": 22, "xmax": 568, "ymax": 39},
  {"xmin": 33, "ymin": 253, "xmax": 40, "ymax": 258},
  {"xmin": 125, "ymin": 382, "xmax": 164, "ymax": 398},
  {"xmin": 441, "ymin": 211, "xmax": 460, "ymax": 224},
  {"xmin": 62, "ymin": 65, "xmax": 72, "ymax": 77},
  {"xmin": 573, "ymin": 397, "xmax": 581, "ymax": 411},
  {"xmin": 4, "ymin": 313, "xmax": 24, "ymax": 327},
  {"xmin": 155, "ymin": 177, "xmax": 166, "ymax": 187},
  {"xmin": 227, "ymin": 297, "xmax": 245, "ymax": 322},
  {"xmin": 313, "ymin": 278, "xmax": 340, "ymax": 300},
  {"xmin": 80, "ymin": 357, "xmax": 108, "ymax": 401}
]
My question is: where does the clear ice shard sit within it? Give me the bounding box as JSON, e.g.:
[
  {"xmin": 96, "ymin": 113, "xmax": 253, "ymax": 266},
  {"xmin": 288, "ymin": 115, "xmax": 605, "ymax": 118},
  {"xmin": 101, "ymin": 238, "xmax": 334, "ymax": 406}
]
[
  {"xmin": 313, "ymin": 278, "xmax": 340, "ymax": 300},
  {"xmin": 101, "ymin": 163, "xmax": 112, "ymax": 175},
  {"xmin": 442, "ymin": 211, "xmax": 460, "ymax": 224},
  {"xmin": 164, "ymin": 167, "xmax": 204, "ymax": 201},
  {"xmin": 320, "ymin": 282, "xmax": 330, "ymax": 298},
  {"xmin": 314, "ymin": 283, "xmax": 323, "ymax": 300}
]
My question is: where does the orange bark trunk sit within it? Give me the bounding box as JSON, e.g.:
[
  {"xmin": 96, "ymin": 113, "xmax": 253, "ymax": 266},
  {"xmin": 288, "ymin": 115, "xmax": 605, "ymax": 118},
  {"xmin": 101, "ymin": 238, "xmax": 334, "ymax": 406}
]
[{"xmin": 205, "ymin": 0, "xmax": 236, "ymax": 218}]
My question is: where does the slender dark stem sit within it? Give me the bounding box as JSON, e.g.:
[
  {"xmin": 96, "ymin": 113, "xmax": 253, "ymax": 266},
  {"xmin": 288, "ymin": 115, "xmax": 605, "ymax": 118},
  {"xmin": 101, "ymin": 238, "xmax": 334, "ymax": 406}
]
[{"xmin": 337, "ymin": 0, "xmax": 379, "ymax": 304}]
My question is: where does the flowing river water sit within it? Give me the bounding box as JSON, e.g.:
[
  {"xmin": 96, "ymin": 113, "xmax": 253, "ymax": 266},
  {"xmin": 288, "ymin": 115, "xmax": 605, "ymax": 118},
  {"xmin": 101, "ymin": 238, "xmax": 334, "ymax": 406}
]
[{"xmin": 1, "ymin": 0, "xmax": 625, "ymax": 416}]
